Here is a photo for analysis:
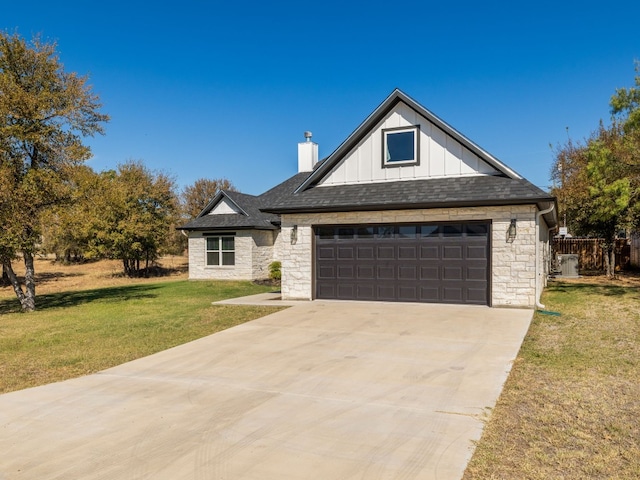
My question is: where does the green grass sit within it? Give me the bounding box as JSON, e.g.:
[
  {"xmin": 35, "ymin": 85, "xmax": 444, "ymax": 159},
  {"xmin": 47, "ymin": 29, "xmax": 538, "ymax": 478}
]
[
  {"xmin": 0, "ymin": 280, "xmax": 283, "ymax": 394},
  {"xmin": 463, "ymin": 279, "xmax": 640, "ymax": 479}
]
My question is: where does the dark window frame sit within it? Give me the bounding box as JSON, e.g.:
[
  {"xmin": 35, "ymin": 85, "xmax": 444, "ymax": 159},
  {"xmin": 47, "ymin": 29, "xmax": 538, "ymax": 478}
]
[{"xmin": 382, "ymin": 125, "xmax": 420, "ymax": 168}]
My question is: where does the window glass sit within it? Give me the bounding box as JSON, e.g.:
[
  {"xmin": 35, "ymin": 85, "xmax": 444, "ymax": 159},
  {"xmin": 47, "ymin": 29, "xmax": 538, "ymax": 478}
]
[
  {"xmin": 317, "ymin": 227, "xmax": 335, "ymax": 239},
  {"xmin": 356, "ymin": 227, "xmax": 375, "ymax": 238},
  {"xmin": 398, "ymin": 226, "xmax": 417, "ymax": 238},
  {"xmin": 386, "ymin": 131, "xmax": 415, "ymax": 162},
  {"xmin": 338, "ymin": 227, "xmax": 355, "ymax": 239},
  {"xmin": 443, "ymin": 225, "xmax": 463, "ymax": 237},
  {"xmin": 377, "ymin": 226, "xmax": 395, "ymax": 238},
  {"xmin": 207, "ymin": 252, "xmax": 219, "ymax": 266},
  {"xmin": 466, "ymin": 224, "xmax": 488, "ymax": 236},
  {"xmin": 420, "ymin": 225, "xmax": 440, "ymax": 237},
  {"xmin": 222, "ymin": 252, "xmax": 235, "ymax": 265},
  {"xmin": 206, "ymin": 237, "xmax": 219, "ymax": 250},
  {"xmin": 222, "ymin": 237, "xmax": 234, "ymax": 250}
]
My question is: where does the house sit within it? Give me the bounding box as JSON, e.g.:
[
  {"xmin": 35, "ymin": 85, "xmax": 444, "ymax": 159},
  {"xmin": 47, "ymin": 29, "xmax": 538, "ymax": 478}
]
[{"xmin": 179, "ymin": 89, "xmax": 557, "ymax": 308}]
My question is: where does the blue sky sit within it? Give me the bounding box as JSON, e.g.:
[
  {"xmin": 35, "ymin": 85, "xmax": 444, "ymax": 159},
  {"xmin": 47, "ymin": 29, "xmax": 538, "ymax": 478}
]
[{"xmin": 3, "ymin": 1, "xmax": 639, "ymax": 195}]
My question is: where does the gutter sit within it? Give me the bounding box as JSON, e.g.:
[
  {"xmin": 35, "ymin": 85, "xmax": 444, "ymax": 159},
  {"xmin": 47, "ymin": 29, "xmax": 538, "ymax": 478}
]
[{"xmin": 535, "ymin": 203, "xmax": 556, "ymax": 309}]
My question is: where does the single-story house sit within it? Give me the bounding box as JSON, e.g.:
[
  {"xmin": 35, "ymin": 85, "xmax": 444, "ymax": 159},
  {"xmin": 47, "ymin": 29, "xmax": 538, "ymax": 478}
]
[{"xmin": 180, "ymin": 89, "xmax": 557, "ymax": 308}]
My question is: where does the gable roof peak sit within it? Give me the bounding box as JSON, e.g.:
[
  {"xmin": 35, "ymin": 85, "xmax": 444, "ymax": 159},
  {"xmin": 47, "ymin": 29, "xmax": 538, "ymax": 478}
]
[
  {"xmin": 295, "ymin": 89, "xmax": 523, "ymax": 193},
  {"xmin": 197, "ymin": 190, "xmax": 249, "ymax": 218}
]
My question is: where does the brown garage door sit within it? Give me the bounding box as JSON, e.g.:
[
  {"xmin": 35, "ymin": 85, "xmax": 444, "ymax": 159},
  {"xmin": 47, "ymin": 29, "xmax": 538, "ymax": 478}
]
[{"xmin": 315, "ymin": 223, "xmax": 490, "ymax": 305}]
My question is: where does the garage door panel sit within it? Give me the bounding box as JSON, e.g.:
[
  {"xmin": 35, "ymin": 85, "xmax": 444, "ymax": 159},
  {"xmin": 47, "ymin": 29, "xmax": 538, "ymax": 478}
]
[
  {"xmin": 317, "ymin": 247, "xmax": 335, "ymax": 260},
  {"xmin": 467, "ymin": 266, "xmax": 488, "ymax": 280},
  {"xmin": 443, "ymin": 245, "xmax": 463, "ymax": 259},
  {"xmin": 443, "ymin": 287, "xmax": 463, "ymax": 302},
  {"xmin": 318, "ymin": 265, "xmax": 335, "ymax": 279},
  {"xmin": 377, "ymin": 265, "xmax": 395, "ymax": 280},
  {"xmin": 338, "ymin": 247, "xmax": 354, "ymax": 259},
  {"xmin": 398, "ymin": 246, "xmax": 417, "ymax": 259},
  {"xmin": 377, "ymin": 246, "xmax": 395, "ymax": 259},
  {"xmin": 356, "ymin": 284, "xmax": 375, "ymax": 300},
  {"xmin": 357, "ymin": 246, "xmax": 374, "ymax": 259},
  {"xmin": 443, "ymin": 266, "xmax": 463, "ymax": 280},
  {"xmin": 398, "ymin": 285, "xmax": 418, "ymax": 302},
  {"xmin": 467, "ymin": 245, "xmax": 488, "ymax": 260},
  {"xmin": 420, "ymin": 266, "xmax": 440, "ymax": 280},
  {"xmin": 317, "ymin": 283, "xmax": 336, "ymax": 298},
  {"xmin": 467, "ymin": 288, "xmax": 488, "ymax": 304},
  {"xmin": 377, "ymin": 285, "xmax": 396, "ymax": 301},
  {"xmin": 337, "ymin": 284, "xmax": 356, "ymax": 299},
  {"xmin": 337, "ymin": 265, "xmax": 354, "ymax": 279},
  {"xmin": 316, "ymin": 223, "xmax": 489, "ymax": 305},
  {"xmin": 419, "ymin": 286, "xmax": 440, "ymax": 302},
  {"xmin": 420, "ymin": 245, "xmax": 439, "ymax": 259},
  {"xmin": 357, "ymin": 265, "xmax": 375, "ymax": 279},
  {"xmin": 398, "ymin": 265, "xmax": 417, "ymax": 280}
]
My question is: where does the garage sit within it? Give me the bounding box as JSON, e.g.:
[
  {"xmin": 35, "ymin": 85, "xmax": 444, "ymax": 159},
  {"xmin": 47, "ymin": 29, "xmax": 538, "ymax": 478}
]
[{"xmin": 315, "ymin": 223, "xmax": 490, "ymax": 305}]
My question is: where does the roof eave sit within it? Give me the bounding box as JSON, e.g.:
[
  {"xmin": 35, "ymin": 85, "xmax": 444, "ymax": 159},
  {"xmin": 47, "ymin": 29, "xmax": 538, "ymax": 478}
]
[
  {"xmin": 176, "ymin": 225, "xmax": 278, "ymax": 232},
  {"xmin": 261, "ymin": 196, "xmax": 556, "ymax": 215}
]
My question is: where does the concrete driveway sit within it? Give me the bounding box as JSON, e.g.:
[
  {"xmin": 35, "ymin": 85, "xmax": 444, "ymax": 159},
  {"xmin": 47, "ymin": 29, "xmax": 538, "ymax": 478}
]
[{"xmin": 0, "ymin": 301, "xmax": 532, "ymax": 480}]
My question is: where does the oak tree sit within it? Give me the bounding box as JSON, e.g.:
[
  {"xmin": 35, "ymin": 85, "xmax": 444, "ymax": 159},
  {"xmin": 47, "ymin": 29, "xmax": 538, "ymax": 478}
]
[{"xmin": 0, "ymin": 32, "xmax": 108, "ymax": 311}]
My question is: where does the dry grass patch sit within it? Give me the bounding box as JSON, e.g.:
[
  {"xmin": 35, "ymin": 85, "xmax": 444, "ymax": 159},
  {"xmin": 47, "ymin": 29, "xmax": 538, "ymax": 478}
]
[{"xmin": 464, "ymin": 275, "xmax": 640, "ymax": 479}]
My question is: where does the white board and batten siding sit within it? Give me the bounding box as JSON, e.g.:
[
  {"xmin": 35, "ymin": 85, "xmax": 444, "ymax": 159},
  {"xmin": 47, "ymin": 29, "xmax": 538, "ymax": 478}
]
[{"xmin": 319, "ymin": 101, "xmax": 498, "ymax": 186}]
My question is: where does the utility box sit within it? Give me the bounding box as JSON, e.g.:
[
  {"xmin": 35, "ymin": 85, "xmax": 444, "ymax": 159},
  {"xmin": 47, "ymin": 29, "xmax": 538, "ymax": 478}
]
[{"xmin": 557, "ymin": 254, "xmax": 579, "ymax": 277}]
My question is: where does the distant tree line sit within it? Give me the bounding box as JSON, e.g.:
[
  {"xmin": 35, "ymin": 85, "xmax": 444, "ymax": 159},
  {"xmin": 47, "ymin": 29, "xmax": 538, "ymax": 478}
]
[
  {"xmin": 551, "ymin": 63, "xmax": 640, "ymax": 277},
  {"xmin": 0, "ymin": 31, "xmax": 233, "ymax": 311}
]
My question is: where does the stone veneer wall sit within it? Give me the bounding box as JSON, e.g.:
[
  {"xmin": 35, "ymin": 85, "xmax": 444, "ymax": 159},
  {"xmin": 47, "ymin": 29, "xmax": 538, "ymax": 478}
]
[
  {"xmin": 188, "ymin": 230, "xmax": 274, "ymax": 280},
  {"xmin": 252, "ymin": 230, "xmax": 276, "ymax": 280},
  {"xmin": 279, "ymin": 205, "xmax": 544, "ymax": 307}
]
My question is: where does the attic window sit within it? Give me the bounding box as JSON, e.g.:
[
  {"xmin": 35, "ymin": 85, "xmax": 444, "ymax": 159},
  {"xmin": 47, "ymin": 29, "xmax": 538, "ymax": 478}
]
[{"xmin": 383, "ymin": 126, "xmax": 419, "ymax": 167}]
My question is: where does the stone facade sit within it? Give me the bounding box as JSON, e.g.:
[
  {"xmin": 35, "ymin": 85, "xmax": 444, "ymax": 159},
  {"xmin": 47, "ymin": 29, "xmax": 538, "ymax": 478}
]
[
  {"xmin": 279, "ymin": 205, "xmax": 546, "ymax": 307},
  {"xmin": 187, "ymin": 230, "xmax": 276, "ymax": 281}
]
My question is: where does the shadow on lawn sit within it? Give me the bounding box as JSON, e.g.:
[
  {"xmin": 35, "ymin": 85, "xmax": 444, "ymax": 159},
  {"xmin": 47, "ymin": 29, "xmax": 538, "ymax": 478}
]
[
  {"xmin": 0, "ymin": 284, "xmax": 161, "ymax": 314},
  {"xmin": 548, "ymin": 280, "xmax": 637, "ymax": 298}
]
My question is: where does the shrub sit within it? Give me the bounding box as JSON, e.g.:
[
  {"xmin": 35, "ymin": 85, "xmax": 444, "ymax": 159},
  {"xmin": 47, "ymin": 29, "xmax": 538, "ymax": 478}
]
[{"xmin": 268, "ymin": 261, "xmax": 281, "ymax": 280}]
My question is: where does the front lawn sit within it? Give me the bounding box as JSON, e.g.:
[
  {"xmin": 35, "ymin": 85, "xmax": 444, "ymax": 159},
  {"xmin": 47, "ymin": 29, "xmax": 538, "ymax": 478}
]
[
  {"xmin": 464, "ymin": 277, "xmax": 640, "ymax": 479},
  {"xmin": 0, "ymin": 280, "xmax": 283, "ymax": 394}
]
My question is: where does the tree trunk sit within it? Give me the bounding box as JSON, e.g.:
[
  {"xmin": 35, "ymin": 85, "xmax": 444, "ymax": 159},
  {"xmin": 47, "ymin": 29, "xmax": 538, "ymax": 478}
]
[
  {"xmin": 22, "ymin": 253, "xmax": 36, "ymax": 311},
  {"xmin": 2, "ymin": 262, "xmax": 26, "ymax": 310},
  {"xmin": 603, "ymin": 244, "xmax": 616, "ymax": 278},
  {"xmin": 1, "ymin": 263, "xmax": 9, "ymax": 287},
  {"xmin": 609, "ymin": 248, "xmax": 616, "ymax": 278}
]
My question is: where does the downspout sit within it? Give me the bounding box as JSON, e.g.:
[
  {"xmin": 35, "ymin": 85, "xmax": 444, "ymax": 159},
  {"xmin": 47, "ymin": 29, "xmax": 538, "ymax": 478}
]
[{"xmin": 535, "ymin": 203, "xmax": 555, "ymax": 309}]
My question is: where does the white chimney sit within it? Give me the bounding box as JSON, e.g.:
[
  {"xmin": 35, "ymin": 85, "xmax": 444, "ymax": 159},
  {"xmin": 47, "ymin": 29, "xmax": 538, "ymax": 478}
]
[{"xmin": 298, "ymin": 131, "xmax": 318, "ymax": 172}]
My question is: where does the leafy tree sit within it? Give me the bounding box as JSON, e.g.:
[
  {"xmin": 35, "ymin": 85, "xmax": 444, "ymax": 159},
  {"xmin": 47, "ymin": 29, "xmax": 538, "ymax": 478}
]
[
  {"xmin": 552, "ymin": 63, "xmax": 640, "ymax": 277},
  {"xmin": 610, "ymin": 61, "xmax": 640, "ymax": 132},
  {"xmin": 87, "ymin": 161, "xmax": 179, "ymax": 276},
  {"xmin": 40, "ymin": 165, "xmax": 102, "ymax": 262},
  {"xmin": 0, "ymin": 32, "xmax": 108, "ymax": 311},
  {"xmin": 182, "ymin": 178, "xmax": 235, "ymax": 219}
]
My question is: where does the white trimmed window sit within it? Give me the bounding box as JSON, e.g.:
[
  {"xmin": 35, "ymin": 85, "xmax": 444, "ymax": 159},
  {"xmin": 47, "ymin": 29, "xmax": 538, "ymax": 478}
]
[
  {"xmin": 206, "ymin": 236, "xmax": 235, "ymax": 266},
  {"xmin": 383, "ymin": 126, "xmax": 419, "ymax": 166}
]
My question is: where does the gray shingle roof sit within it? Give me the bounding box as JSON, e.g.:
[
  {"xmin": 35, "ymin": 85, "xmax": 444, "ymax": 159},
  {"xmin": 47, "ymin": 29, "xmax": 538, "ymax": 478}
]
[{"xmin": 260, "ymin": 174, "xmax": 555, "ymax": 213}]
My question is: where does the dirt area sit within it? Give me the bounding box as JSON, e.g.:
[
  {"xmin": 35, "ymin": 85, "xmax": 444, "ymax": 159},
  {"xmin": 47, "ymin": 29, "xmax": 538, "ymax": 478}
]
[{"xmin": 1, "ymin": 256, "xmax": 189, "ymax": 298}]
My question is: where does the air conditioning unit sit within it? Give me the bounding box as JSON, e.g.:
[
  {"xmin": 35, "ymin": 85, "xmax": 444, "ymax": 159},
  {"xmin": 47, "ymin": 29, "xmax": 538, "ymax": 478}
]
[{"xmin": 557, "ymin": 254, "xmax": 579, "ymax": 277}]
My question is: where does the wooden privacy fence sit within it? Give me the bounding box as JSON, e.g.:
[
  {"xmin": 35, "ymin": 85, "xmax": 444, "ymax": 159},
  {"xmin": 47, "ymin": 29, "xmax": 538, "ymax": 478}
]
[{"xmin": 552, "ymin": 238, "xmax": 630, "ymax": 271}]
